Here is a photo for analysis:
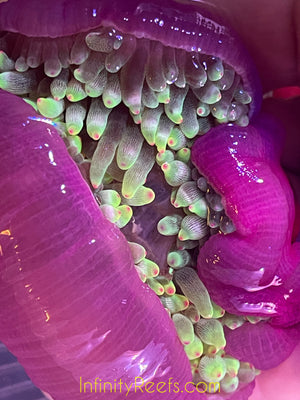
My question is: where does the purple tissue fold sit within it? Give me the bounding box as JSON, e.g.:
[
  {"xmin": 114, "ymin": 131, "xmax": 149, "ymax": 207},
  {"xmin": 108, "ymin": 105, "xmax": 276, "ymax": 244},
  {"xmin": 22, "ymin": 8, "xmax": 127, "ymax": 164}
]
[
  {"xmin": 192, "ymin": 116, "xmax": 300, "ymax": 369},
  {"xmin": 0, "ymin": 89, "xmax": 203, "ymax": 400}
]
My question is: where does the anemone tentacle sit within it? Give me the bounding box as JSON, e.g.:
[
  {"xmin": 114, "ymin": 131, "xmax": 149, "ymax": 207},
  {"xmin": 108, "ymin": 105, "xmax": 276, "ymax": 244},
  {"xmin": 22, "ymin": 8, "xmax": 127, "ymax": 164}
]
[{"xmin": 1, "ymin": 0, "xmax": 294, "ymax": 399}]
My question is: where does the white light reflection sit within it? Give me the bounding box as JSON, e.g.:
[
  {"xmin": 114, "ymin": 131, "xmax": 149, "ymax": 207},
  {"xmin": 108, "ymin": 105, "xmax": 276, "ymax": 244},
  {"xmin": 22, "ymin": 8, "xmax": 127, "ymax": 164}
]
[
  {"xmin": 284, "ymin": 288, "xmax": 294, "ymax": 300},
  {"xmin": 235, "ymin": 300, "xmax": 277, "ymax": 315},
  {"xmin": 195, "ymin": 13, "xmax": 226, "ymax": 34},
  {"xmin": 48, "ymin": 150, "xmax": 57, "ymax": 166},
  {"xmin": 28, "ymin": 115, "xmax": 58, "ymax": 127},
  {"xmin": 60, "ymin": 184, "xmax": 66, "ymax": 194},
  {"xmin": 228, "ymin": 146, "xmax": 264, "ymax": 184}
]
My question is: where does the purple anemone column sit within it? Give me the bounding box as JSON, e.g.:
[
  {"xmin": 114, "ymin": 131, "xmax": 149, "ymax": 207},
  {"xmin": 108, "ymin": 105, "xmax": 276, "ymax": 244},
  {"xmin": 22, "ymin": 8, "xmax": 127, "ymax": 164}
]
[
  {"xmin": 192, "ymin": 115, "xmax": 300, "ymax": 369},
  {"xmin": 0, "ymin": 90, "xmax": 203, "ymax": 400}
]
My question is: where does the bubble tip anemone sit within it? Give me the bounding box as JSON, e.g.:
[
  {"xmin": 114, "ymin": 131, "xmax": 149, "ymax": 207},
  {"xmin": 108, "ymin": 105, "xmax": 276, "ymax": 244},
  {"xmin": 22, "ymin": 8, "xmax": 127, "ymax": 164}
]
[{"xmin": 192, "ymin": 114, "xmax": 300, "ymax": 368}]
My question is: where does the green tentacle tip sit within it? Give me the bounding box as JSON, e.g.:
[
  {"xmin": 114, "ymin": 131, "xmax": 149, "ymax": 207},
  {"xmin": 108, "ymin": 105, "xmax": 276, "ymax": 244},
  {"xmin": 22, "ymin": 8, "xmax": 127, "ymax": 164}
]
[
  {"xmin": 164, "ymin": 85, "xmax": 188, "ymax": 124},
  {"xmin": 160, "ymin": 294, "xmax": 189, "ymax": 314},
  {"xmin": 0, "ymin": 70, "xmax": 36, "ymax": 94},
  {"xmin": 102, "ymin": 74, "xmax": 122, "ymax": 109},
  {"xmin": 222, "ymin": 313, "xmax": 246, "ymax": 330},
  {"xmin": 121, "ymin": 144, "xmax": 155, "ymax": 199},
  {"xmin": 190, "ymin": 358, "xmax": 200, "ymax": 374},
  {"xmin": 195, "ymin": 319, "xmax": 226, "ymax": 351},
  {"xmin": 0, "ymin": 51, "xmax": 15, "ymax": 71},
  {"xmin": 100, "ymin": 204, "xmax": 121, "ymax": 223},
  {"xmin": 234, "ymin": 86, "xmax": 252, "ymax": 104},
  {"xmin": 182, "ymin": 304, "xmax": 200, "ymax": 323},
  {"xmin": 174, "ymin": 267, "xmax": 213, "ymax": 318},
  {"xmin": 215, "ymin": 348, "xmax": 225, "ymax": 357},
  {"xmin": 122, "ymin": 186, "xmax": 155, "ymax": 207},
  {"xmin": 90, "ymin": 130, "xmax": 120, "ymax": 188},
  {"xmin": 211, "ymin": 301, "xmax": 225, "ymax": 319},
  {"xmin": 86, "ymin": 98, "xmax": 112, "ymax": 140},
  {"xmin": 37, "ymin": 97, "xmax": 65, "ymax": 118},
  {"xmin": 246, "ymin": 315, "xmax": 269, "ymax": 324},
  {"xmin": 156, "ymin": 150, "xmax": 174, "ymax": 166},
  {"xmin": 188, "ymin": 198, "xmax": 208, "ymax": 219},
  {"xmin": 157, "ymin": 214, "xmax": 182, "ymax": 236},
  {"xmin": 98, "ymin": 189, "xmax": 121, "ymax": 207},
  {"xmin": 146, "ymin": 277, "xmax": 164, "ymax": 295},
  {"xmin": 196, "ymin": 101, "xmax": 210, "ymax": 117},
  {"xmin": 167, "ymin": 250, "xmax": 191, "ymax": 269},
  {"xmin": 238, "ymin": 362, "xmax": 259, "ymax": 384},
  {"xmin": 140, "ymin": 106, "xmax": 163, "ymax": 145},
  {"xmin": 66, "ymin": 135, "xmax": 82, "ymax": 155},
  {"xmin": 184, "ymin": 335, "xmax": 204, "ymax": 359},
  {"xmin": 128, "ymin": 242, "xmax": 147, "ymax": 264},
  {"xmin": 156, "ymin": 85, "xmax": 170, "ymax": 104},
  {"xmin": 175, "ymin": 147, "xmax": 191, "ymax": 163},
  {"xmin": 202, "ymin": 343, "xmax": 218, "ymax": 356},
  {"xmin": 224, "ymin": 356, "xmax": 240, "ymax": 378},
  {"xmin": 194, "ymin": 81, "xmax": 222, "ymax": 104},
  {"xmin": 170, "ymin": 187, "xmax": 177, "ymax": 206},
  {"xmin": 156, "ymin": 277, "xmax": 176, "ymax": 296},
  {"xmin": 220, "ymin": 375, "xmax": 239, "ymax": 394},
  {"xmin": 167, "ymin": 127, "xmax": 187, "ymax": 150},
  {"xmin": 116, "ymin": 125, "xmax": 143, "ymax": 170},
  {"xmin": 161, "ymin": 160, "xmax": 191, "ymax": 187},
  {"xmin": 172, "ymin": 313, "xmax": 195, "ymax": 345},
  {"xmin": 66, "ymin": 102, "xmax": 86, "ymax": 135},
  {"xmin": 85, "ymin": 70, "xmax": 107, "ymax": 97},
  {"xmin": 66, "ymin": 78, "xmax": 87, "ymax": 102},
  {"xmin": 178, "ymin": 215, "xmax": 208, "ymax": 241},
  {"xmin": 114, "ymin": 205, "xmax": 133, "ymax": 228},
  {"xmin": 198, "ymin": 355, "xmax": 227, "ymax": 382},
  {"xmin": 135, "ymin": 258, "xmax": 160, "ymax": 279},
  {"xmin": 130, "ymin": 109, "xmax": 143, "ymax": 125},
  {"xmin": 102, "ymin": 173, "xmax": 114, "ymax": 185},
  {"xmin": 173, "ymin": 181, "xmax": 201, "ymax": 208},
  {"xmin": 207, "ymin": 57, "xmax": 224, "ymax": 82},
  {"xmin": 50, "ymin": 69, "xmax": 69, "ymax": 100},
  {"xmin": 155, "ymin": 115, "xmax": 174, "ymax": 153}
]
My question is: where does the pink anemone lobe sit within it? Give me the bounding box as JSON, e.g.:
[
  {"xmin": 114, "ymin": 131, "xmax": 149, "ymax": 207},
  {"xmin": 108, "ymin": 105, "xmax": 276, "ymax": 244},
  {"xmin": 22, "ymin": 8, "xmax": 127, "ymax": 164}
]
[
  {"xmin": 0, "ymin": 0, "xmax": 262, "ymax": 117},
  {"xmin": 192, "ymin": 115, "xmax": 300, "ymax": 368},
  {"xmin": 0, "ymin": 0, "xmax": 282, "ymax": 398},
  {"xmin": 0, "ymin": 89, "xmax": 203, "ymax": 400}
]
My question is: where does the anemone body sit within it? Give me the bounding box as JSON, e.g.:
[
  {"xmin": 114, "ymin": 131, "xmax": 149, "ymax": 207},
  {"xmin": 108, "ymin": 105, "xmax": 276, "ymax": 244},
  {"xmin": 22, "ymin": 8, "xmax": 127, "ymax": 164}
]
[
  {"xmin": 192, "ymin": 116, "xmax": 300, "ymax": 368},
  {"xmin": 0, "ymin": 0, "xmax": 261, "ymax": 116},
  {"xmin": 0, "ymin": 89, "xmax": 203, "ymax": 400},
  {"xmin": 0, "ymin": 0, "xmax": 297, "ymax": 399}
]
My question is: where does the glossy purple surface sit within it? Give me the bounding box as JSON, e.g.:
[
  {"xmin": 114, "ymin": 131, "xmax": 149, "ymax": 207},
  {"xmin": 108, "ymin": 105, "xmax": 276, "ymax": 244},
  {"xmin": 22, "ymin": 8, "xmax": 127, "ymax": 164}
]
[
  {"xmin": 224, "ymin": 322, "xmax": 300, "ymax": 370},
  {"xmin": 0, "ymin": 0, "xmax": 276, "ymax": 398},
  {"xmin": 192, "ymin": 116, "xmax": 300, "ymax": 367},
  {"xmin": 0, "ymin": 0, "xmax": 261, "ymax": 117},
  {"xmin": 0, "ymin": 89, "xmax": 204, "ymax": 400}
]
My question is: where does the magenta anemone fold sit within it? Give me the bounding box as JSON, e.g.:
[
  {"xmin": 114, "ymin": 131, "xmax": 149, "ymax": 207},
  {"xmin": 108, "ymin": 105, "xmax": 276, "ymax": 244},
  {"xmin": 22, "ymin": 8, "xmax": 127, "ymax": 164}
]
[
  {"xmin": 0, "ymin": 0, "xmax": 262, "ymax": 116},
  {"xmin": 0, "ymin": 89, "xmax": 202, "ymax": 400},
  {"xmin": 192, "ymin": 116, "xmax": 300, "ymax": 367},
  {"xmin": 1, "ymin": 0, "xmax": 294, "ymax": 399}
]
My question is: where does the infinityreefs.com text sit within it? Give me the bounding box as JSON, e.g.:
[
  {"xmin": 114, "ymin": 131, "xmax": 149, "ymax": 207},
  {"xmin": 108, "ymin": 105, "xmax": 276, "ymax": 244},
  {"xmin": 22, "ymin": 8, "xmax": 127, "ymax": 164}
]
[{"xmin": 79, "ymin": 376, "xmax": 220, "ymax": 396}]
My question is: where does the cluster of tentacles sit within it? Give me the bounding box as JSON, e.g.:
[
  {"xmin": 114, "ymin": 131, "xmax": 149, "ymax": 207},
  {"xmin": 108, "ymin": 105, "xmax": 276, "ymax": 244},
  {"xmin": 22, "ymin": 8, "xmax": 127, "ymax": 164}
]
[{"xmin": 0, "ymin": 0, "xmax": 299, "ymax": 400}]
